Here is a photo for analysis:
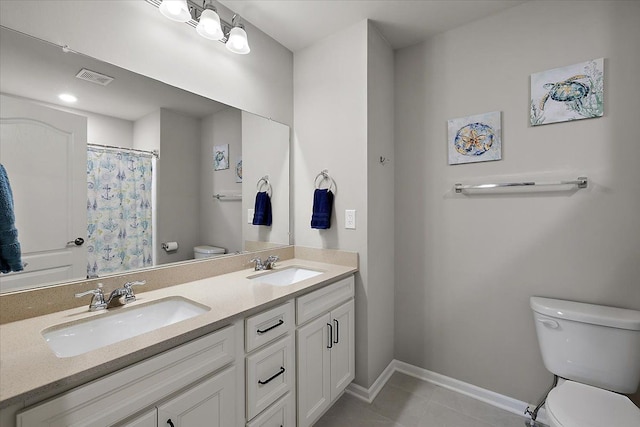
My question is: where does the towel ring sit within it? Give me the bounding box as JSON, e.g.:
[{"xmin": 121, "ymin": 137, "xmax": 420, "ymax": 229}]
[
  {"xmin": 257, "ymin": 175, "xmax": 272, "ymax": 196},
  {"xmin": 314, "ymin": 169, "xmax": 336, "ymax": 193}
]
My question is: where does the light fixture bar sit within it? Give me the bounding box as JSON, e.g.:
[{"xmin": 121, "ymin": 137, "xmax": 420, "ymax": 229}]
[{"xmin": 148, "ymin": 0, "xmax": 234, "ymax": 43}]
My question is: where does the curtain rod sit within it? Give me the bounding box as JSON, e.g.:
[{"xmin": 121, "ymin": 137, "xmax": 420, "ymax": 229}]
[{"xmin": 87, "ymin": 143, "xmax": 159, "ymax": 159}]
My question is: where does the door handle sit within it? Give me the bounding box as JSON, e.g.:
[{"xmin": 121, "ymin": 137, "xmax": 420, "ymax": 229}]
[
  {"xmin": 166, "ymin": 419, "xmax": 175, "ymax": 427},
  {"xmin": 66, "ymin": 237, "xmax": 85, "ymax": 247},
  {"xmin": 327, "ymin": 323, "xmax": 333, "ymax": 349},
  {"xmin": 333, "ymin": 319, "xmax": 339, "ymax": 344}
]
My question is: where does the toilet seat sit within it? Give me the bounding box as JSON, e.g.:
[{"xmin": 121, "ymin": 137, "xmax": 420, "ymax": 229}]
[{"xmin": 546, "ymin": 381, "xmax": 640, "ymax": 427}]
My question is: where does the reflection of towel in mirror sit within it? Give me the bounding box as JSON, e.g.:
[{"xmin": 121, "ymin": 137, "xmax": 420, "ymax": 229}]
[
  {"xmin": 0, "ymin": 164, "xmax": 24, "ymax": 274},
  {"xmin": 311, "ymin": 189, "xmax": 334, "ymax": 229},
  {"xmin": 252, "ymin": 191, "xmax": 272, "ymax": 226}
]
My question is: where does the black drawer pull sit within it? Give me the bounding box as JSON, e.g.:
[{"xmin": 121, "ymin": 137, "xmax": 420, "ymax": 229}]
[
  {"xmin": 258, "ymin": 366, "xmax": 285, "ymax": 385},
  {"xmin": 327, "ymin": 323, "xmax": 333, "ymax": 349},
  {"xmin": 256, "ymin": 319, "xmax": 284, "ymax": 334},
  {"xmin": 333, "ymin": 319, "xmax": 339, "ymax": 344}
]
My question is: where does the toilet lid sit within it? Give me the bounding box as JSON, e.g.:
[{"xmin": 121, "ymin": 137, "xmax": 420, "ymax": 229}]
[
  {"xmin": 547, "ymin": 381, "xmax": 640, "ymax": 427},
  {"xmin": 194, "ymin": 245, "xmax": 225, "ymax": 254}
]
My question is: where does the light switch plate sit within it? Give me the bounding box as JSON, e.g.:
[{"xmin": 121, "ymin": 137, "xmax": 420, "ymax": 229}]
[
  {"xmin": 248, "ymin": 209, "xmax": 254, "ymax": 224},
  {"xmin": 345, "ymin": 209, "xmax": 356, "ymax": 229}
]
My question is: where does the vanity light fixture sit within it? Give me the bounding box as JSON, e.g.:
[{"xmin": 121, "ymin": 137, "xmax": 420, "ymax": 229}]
[{"xmin": 154, "ymin": 0, "xmax": 250, "ymax": 54}]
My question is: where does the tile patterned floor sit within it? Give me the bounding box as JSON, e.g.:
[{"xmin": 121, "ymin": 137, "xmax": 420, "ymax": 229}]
[{"xmin": 314, "ymin": 372, "xmax": 537, "ymax": 427}]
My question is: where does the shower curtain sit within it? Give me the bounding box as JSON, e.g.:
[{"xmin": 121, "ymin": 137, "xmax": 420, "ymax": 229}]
[{"xmin": 86, "ymin": 147, "xmax": 153, "ymax": 278}]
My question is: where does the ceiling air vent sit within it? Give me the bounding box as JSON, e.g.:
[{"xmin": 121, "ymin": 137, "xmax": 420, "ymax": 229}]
[{"xmin": 75, "ymin": 68, "xmax": 114, "ymax": 86}]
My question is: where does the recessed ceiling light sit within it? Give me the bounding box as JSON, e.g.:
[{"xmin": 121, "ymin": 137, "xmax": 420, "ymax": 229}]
[{"xmin": 58, "ymin": 93, "xmax": 78, "ymax": 103}]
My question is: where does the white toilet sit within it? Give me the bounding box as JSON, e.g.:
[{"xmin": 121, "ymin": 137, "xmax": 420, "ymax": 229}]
[
  {"xmin": 193, "ymin": 245, "xmax": 226, "ymax": 259},
  {"xmin": 530, "ymin": 297, "xmax": 640, "ymax": 427}
]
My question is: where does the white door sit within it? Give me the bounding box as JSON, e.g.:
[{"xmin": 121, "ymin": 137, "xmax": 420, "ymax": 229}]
[
  {"xmin": 157, "ymin": 366, "xmax": 236, "ymax": 427},
  {"xmin": 330, "ymin": 299, "xmax": 355, "ymax": 401},
  {"xmin": 0, "ymin": 94, "xmax": 87, "ymax": 292},
  {"xmin": 296, "ymin": 312, "xmax": 331, "ymax": 427}
]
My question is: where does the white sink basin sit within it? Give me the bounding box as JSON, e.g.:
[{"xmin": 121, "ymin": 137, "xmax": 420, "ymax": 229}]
[
  {"xmin": 42, "ymin": 297, "xmax": 210, "ymax": 358},
  {"xmin": 250, "ymin": 267, "xmax": 322, "ymax": 286}
]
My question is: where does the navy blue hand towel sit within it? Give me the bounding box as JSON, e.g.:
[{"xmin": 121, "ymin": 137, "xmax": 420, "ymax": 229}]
[
  {"xmin": 252, "ymin": 191, "xmax": 272, "ymax": 226},
  {"xmin": 311, "ymin": 188, "xmax": 333, "ymax": 229},
  {"xmin": 0, "ymin": 164, "xmax": 24, "ymax": 274}
]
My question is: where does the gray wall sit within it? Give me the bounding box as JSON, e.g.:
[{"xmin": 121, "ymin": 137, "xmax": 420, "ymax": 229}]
[
  {"xmin": 200, "ymin": 108, "xmax": 243, "ymax": 253},
  {"xmin": 394, "ymin": 0, "xmax": 640, "ymax": 405},
  {"xmin": 293, "ymin": 20, "xmax": 395, "ymax": 388},
  {"xmin": 156, "ymin": 109, "xmax": 201, "ymax": 265},
  {"xmin": 242, "ymin": 112, "xmax": 290, "ymax": 247}
]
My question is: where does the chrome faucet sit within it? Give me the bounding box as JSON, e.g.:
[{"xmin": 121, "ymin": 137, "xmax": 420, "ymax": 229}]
[
  {"xmin": 105, "ymin": 280, "xmax": 146, "ymax": 308},
  {"xmin": 250, "ymin": 255, "xmax": 279, "ymax": 271},
  {"xmin": 74, "ymin": 283, "xmax": 107, "ymax": 311},
  {"xmin": 75, "ymin": 280, "xmax": 145, "ymax": 311}
]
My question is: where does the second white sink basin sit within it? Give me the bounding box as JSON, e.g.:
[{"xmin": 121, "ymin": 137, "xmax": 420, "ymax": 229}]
[
  {"xmin": 42, "ymin": 297, "xmax": 210, "ymax": 358},
  {"xmin": 250, "ymin": 267, "xmax": 323, "ymax": 286}
]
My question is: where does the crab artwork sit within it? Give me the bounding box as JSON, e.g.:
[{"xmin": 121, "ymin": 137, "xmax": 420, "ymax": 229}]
[
  {"xmin": 530, "ymin": 58, "xmax": 604, "ymax": 126},
  {"xmin": 539, "ymin": 75, "xmax": 589, "ymax": 111}
]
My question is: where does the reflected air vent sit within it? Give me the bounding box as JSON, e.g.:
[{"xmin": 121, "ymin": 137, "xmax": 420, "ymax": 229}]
[{"xmin": 75, "ymin": 68, "xmax": 114, "ymax": 86}]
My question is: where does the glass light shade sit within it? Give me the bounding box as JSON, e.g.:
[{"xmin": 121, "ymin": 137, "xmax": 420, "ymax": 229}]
[
  {"xmin": 226, "ymin": 26, "xmax": 250, "ymax": 54},
  {"xmin": 196, "ymin": 9, "xmax": 224, "ymax": 41},
  {"xmin": 159, "ymin": 0, "xmax": 191, "ymax": 22}
]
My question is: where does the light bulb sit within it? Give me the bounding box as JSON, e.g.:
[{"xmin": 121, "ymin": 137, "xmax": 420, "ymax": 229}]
[
  {"xmin": 58, "ymin": 93, "xmax": 77, "ymax": 103},
  {"xmin": 196, "ymin": 8, "xmax": 224, "ymax": 41},
  {"xmin": 159, "ymin": 0, "xmax": 191, "ymax": 23},
  {"xmin": 226, "ymin": 26, "xmax": 250, "ymax": 54}
]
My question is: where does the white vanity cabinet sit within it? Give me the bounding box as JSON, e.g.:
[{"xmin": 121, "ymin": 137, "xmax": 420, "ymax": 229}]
[
  {"xmin": 17, "ymin": 325, "xmax": 238, "ymax": 427},
  {"xmin": 296, "ymin": 276, "xmax": 355, "ymax": 427}
]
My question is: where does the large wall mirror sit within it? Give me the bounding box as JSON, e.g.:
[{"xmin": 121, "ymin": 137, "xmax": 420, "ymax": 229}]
[{"xmin": 0, "ymin": 26, "xmax": 290, "ymax": 293}]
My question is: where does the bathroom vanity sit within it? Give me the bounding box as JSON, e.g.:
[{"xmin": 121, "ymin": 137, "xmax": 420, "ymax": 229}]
[{"xmin": 0, "ymin": 250, "xmax": 357, "ymax": 427}]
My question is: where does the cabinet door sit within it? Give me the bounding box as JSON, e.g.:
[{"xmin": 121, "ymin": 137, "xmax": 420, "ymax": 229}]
[
  {"xmin": 330, "ymin": 299, "xmax": 355, "ymax": 401},
  {"xmin": 157, "ymin": 366, "xmax": 236, "ymax": 427},
  {"xmin": 296, "ymin": 312, "xmax": 331, "ymax": 427}
]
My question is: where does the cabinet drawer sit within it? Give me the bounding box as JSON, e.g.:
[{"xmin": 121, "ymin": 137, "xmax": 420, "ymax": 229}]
[
  {"xmin": 296, "ymin": 275, "xmax": 354, "ymax": 325},
  {"xmin": 246, "ymin": 334, "xmax": 295, "ymax": 420},
  {"xmin": 246, "ymin": 392, "xmax": 295, "ymax": 427},
  {"xmin": 246, "ymin": 301, "xmax": 294, "ymax": 352}
]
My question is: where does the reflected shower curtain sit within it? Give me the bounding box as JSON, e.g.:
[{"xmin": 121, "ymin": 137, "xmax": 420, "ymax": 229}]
[{"xmin": 86, "ymin": 147, "xmax": 153, "ymax": 278}]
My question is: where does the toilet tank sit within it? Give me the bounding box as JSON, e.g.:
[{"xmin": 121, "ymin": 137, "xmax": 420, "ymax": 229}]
[{"xmin": 530, "ymin": 297, "xmax": 640, "ymax": 394}]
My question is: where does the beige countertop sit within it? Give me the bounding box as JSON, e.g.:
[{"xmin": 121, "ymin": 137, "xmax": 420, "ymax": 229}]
[{"xmin": 0, "ymin": 258, "xmax": 356, "ymax": 408}]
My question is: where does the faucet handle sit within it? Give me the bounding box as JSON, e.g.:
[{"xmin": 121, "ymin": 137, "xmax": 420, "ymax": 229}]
[
  {"xmin": 250, "ymin": 257, "xmax": 265, "ymax": 270},
  {"xmin": 265, "ymin": 255, "xmax": 279, "ymax": 269},
  {"xmin": 123, "ymin": 280, "xmax": 146, "ymax": 289},
  {"xmin": 123, "ymin": 280, "xmax": 146, "ymax": 303},
  {"xmin": 75, "ymin": 284, "xmax": 107, "ymax": 311}
]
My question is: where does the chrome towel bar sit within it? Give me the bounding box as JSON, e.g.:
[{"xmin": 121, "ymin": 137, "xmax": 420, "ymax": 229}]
[
  {"xmin": 454, "ymin": 176, "xmax": 588, "ymax": 193},
  {"xmin": 213, "ymin": 193, "xmax": 242, "ymax": 200}
]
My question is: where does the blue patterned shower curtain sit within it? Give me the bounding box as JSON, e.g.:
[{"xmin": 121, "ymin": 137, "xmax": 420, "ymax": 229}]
[{"xmin": 86, "ymin": 147, "xmax": 153, "ymax": 278}]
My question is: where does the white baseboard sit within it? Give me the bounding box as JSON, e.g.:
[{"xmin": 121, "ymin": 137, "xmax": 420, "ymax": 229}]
[{"xmin": 346, "ymin": 359, "xmax": 548, "ymax": 425}]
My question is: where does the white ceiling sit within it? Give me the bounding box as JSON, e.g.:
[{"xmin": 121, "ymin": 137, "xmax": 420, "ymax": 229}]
[{"xmin": 218, "ymin": 0, "xmax": 528, "ymax": 52}]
